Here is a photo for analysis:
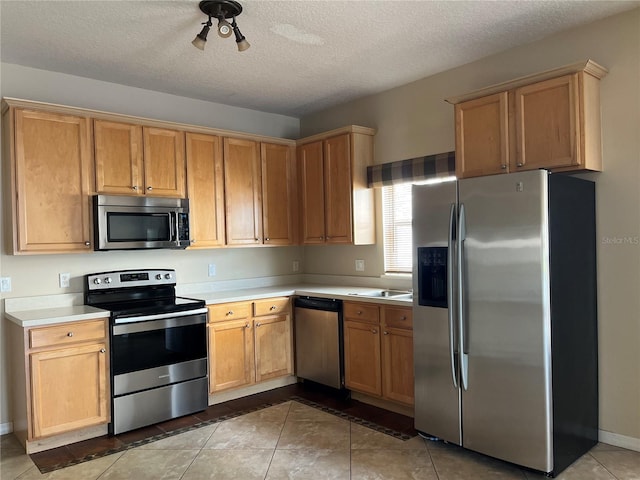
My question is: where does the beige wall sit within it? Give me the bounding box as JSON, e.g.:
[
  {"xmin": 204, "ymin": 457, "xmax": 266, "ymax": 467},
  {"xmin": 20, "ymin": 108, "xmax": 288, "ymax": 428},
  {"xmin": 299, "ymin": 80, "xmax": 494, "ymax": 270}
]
[
  {"xmin": 301, "ymin": 10, "xmax": 640, "ymax": 442},
  {"xmin": 0, "ymin": 64, "xmax": 302, "ymax": 427}
]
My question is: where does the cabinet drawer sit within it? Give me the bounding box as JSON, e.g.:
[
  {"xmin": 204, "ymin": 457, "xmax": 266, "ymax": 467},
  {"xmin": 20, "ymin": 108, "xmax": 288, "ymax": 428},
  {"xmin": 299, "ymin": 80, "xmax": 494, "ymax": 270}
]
[
  {"xmin": 208, "ymin": 302, "xmax": 251, "ymax": 323},
  {"xmin": 29, "ymin": 319, "xmax": 106, "ymax": 350},
  {"xmin": 254, "ymin": 297, "xmax": 290, "ymax": 317},
  {"xmin": 383, "ymin": 307, "xmax": 413, "ymax": 330},
  {"xmin": 344, "ymin": 302, "xmax": 380, "ymax": 324}
]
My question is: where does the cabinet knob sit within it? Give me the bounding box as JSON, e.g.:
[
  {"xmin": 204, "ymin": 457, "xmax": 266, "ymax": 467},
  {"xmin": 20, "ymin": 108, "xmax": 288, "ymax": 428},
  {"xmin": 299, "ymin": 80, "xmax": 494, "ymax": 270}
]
[
  {"xmin": 100, "ymin": 348, "xmax": 106, "ymax": 353},
  {"xmin": 256, "ymin": 322, "xmax": 261, "ymax": 327},
  {"xmin": 517, "ymin": 163, "xmax": 523, "ymax": 167},
  {"xmin": 85, "ymin": 241, "xmax": 91, "ymax": 246},
  {"xmin": 265, "ymin": 237, "xmax": 270, "ymax": 241},
  {"xmin": 67, "ymin": 332, "xmax": 74, "ymax": 337},
  {"xmin": 132, "ymin": 186, "xmax": 138, "ymax": 191},
  {"xmin": 255, "ymin": 238, "xmax": 259, "ymax": 241},
  {"xmin": 357, "ymin": 311, "xmax": 362, "ymax": 315},
  {"xmin": 501, "ymin": 164, "xmax": 507, "ymax": 170},
  {"xmin": 245, "ymin": 323, "xmax": 250, "ymax": 329},
  {"xmin": 371, "ymin": 329, "xmax": 378, "ymax": 334},
  {"xmin": 383, "ymin": 331, "xmax": 389, "ymax": 335},
  {"xmin": 226, "ymin": 311, "xmax": 234, "ymax": 316},
  {"xmin": 147, "ymin": 186, "xmax": 153, "ymax": 191},
  {"xmin": 270, "ymin": 305, "xmax": 277, "ymax": 310},
  {"xmin": 400, "ymin": 316, "xmax": 407, "ymax": 321}
]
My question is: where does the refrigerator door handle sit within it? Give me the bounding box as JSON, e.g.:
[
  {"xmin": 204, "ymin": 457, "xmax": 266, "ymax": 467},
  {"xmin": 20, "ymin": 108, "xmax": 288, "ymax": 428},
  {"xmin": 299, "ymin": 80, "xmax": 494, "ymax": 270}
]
[
  {"xmin": 458, "ymin": 203, "xmax": 469, "ymax": 391},
  {"xmin": 447, "ymin": 203, "xmax": 458, "ymax": 388}
]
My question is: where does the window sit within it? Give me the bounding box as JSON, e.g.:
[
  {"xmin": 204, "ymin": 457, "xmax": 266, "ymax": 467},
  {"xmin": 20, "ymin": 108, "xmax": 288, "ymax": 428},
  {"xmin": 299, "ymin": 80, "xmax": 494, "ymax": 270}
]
[
  {"xmin": 382, "ymin": 183, "xmax": 413, "ymax": 273},
  {"xmin": 382, "ymin": 177, "xmax": 456, "ymax": 274}
]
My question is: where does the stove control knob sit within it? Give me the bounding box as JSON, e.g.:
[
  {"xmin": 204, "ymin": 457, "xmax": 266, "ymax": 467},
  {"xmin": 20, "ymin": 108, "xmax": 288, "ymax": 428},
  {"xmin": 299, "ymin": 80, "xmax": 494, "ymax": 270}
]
[
  {"xmin": 104, "ymin": 277, "xmax": 112, "ymax": 284},
  {"xmin": 93, "ymin": 278, "xmax": 102, "ymax": 285},
  {"xmin": 156, "ymin": 274, "xmax": 163, "ymax": 280},
  {"xmin": 164, "ymin": 273, "xmax": 172, "ymax": 280}
]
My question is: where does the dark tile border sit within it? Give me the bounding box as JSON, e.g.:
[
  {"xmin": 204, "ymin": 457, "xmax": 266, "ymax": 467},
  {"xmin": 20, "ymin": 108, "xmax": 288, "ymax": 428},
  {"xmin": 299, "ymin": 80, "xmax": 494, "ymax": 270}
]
[{"xmin": 32, "ymin": 395, "xmax": 413, "ymax": 473}]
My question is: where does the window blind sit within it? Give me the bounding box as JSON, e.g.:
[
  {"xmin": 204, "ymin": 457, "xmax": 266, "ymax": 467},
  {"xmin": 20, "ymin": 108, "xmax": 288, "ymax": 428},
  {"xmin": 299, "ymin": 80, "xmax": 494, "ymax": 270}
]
[{"xmin": 382, "ymin": 183, "xmax": 413, "ymax": 273}]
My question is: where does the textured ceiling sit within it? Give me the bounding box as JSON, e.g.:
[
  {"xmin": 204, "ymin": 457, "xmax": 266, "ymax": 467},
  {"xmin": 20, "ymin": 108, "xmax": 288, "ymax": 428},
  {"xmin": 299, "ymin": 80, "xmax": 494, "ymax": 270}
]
[{"xmin": 1, "ymin": 1, "xmax": 637, "ymax": 117}]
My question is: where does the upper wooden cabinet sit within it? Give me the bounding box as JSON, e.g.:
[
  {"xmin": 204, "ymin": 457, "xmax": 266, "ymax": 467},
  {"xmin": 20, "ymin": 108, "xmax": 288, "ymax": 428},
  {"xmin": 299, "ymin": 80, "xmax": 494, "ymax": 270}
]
[
  {"xmin": 223, "ymin": 138, "xmax": 262, "ymax": 245},
  {"xmin": 449, "ymin": 60, "xmax": 607, "ymax": 179},
  {"xmin": 185, "ymin": 132, "xmax": 225, "ymax": 248},
  {"xmin": 95, "ymin": 120, "xmax": 185, "ymax": 197},
  {"xmin": 297, "ymin": 127, "xmax": 375, "ymax": 245},
  {"xmin": 261, "ymin": 143, "xmax": 297, "ymax": 246},
  {"xmin": 4, "ymin": 107, "xmax": 93, "ymax": 254}
]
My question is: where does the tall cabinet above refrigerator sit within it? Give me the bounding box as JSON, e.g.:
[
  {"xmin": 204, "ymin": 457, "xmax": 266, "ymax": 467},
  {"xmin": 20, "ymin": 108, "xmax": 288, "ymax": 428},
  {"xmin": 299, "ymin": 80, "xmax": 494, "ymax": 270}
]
[{"xmin": 412, "ymin": 170, "xmax": 598, "ymax": 476}]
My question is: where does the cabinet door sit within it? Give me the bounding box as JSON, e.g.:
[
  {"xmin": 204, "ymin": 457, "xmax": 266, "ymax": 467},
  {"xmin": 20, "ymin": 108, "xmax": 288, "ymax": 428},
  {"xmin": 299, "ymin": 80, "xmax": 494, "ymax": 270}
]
[
  {"xmin": 30, "ymin": 343, "xmax": 108, "ymax": 438},
  {"xmin": 298, "ymin": 141, "xmax": 326, "ymax": 244},
  {"xmin": 261, "ymin": 143, "xmax": 295, "ymax": 245},
  {"xmin": 514, "ymin": 74, "xmax": 579, "ymax": 171},
  {"xmin": 142, "ymin": 127, "xmax": 186, "ymax": 197},
  {"xmin": 323, "ymin": 134, "xmax": 353, "ymax": 243},
  {"xmin": 254, "ymin": 314, "xmax": 293, "ymax": 382},
  {"xmin": 455, "ymin": 92, "xmax": 509, "ymax": 178},
  {"xmin": 94, "ymin": 120, "xmax": 143, "ymax": 195},
  {"xmin": 13, "ymin": 109, "xmax": 93, "ymax": 253},
  {"xmin": 224, "ymin": 138, "xmax": 262, "ymax": 245},
  {"xmin": 186, "ymin": 133, "xmax": 225, "ymax": 248},
  {"xmin": 344, "ymin": 319, "xmax": 382, "ymax": 396},
  {"xmin": 381, "ymin": 327, "xmax": 414, "ymax": 405},
  {"xmin": 208, "ymin": 320, "xmax": 255, "ymax": 393}
]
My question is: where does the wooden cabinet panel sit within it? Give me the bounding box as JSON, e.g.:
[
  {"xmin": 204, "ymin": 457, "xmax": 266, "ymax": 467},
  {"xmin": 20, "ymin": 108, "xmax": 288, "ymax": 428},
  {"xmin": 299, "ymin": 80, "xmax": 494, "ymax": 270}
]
[
  {"xmin": 29, "ymin": 320, "xmax": 106, "ymax": 350},
  {"xmin": 298, "ymin": 141, "xmax": 325, "ymax": 244},
  {"xmin": 208, "ymin": 320, "xmax": 255, "ymax": 393},
  {"xmin": 254, "ymin": 297, "xmax": 290, "ymax": 317},
  {"xmin": 261, "ymin": 143, "xmax": 295, "ymax": 245},
  {"xmin": 224, "ymin": 138, "xmax": 262, "ymax": 245},
  {"xmin": 254, "ymin": 315, "xmax": 293, "ymax": 382},
  {"xmin": 13, "ymin": 109, "xmax": 93, "ymax": 253},
  {"xmin": 142, "ymin": 127, "xmax": 186, "ymax": 197},
  {"xmin": 344, "ymin": 319, "xmax": 382, "ymax": 396},
  {"xmin": 186, "ymin": 132, "xmax": 225, "ymax": 248},
  {"xmin": 382, "ymin": 307, "xmax": 413, "ymax": 330},
  {"xmin": 323, "ymin": 134, "xmax": 353, "ymax": 244},
  {"xmin": 381, "ymin": 327, "xmax": 414, "ymax": 405},
  {"xmin": 94, "ymin": 120, "xmax": 143, "ymax": 195},
  {"xmin": 30, "ymin": 343, "xmax": 108, "ymax": 438},
  {"xmin": 344, "ymin": 302, "xmax": 380, "ymax": 324},
  {"xmin": 455, "ymin": 92, "xmax": 509, "ymax": 178},
  {"xmin": 208, "ymin": 302, "xmax": 251, "ymax": 323},
  {"xmin": 515, "ymin": 74, "xmax": 579, "ymax": 171}
]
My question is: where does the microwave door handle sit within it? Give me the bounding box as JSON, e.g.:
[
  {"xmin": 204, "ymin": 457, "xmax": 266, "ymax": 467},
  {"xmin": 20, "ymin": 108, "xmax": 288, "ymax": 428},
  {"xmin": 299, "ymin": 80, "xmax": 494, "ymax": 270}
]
[
  {"xmin": 168, "ymin": 212, "xmax": 176, "ymax": 243},
  {"xmin": 173, "ymin": 212, "xmax": 180, "ymax": 245}
]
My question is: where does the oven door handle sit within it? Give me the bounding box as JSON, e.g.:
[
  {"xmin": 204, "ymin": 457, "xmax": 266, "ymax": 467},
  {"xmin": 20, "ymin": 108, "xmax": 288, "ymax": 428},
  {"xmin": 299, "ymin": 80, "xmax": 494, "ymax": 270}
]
[
  {"xmin": 113, "ymin": 311, "xmax": 207, "ymax": 335},
  {"xmin": 113, "ymin": 307, "xmax": 208, "ymax": 326}
]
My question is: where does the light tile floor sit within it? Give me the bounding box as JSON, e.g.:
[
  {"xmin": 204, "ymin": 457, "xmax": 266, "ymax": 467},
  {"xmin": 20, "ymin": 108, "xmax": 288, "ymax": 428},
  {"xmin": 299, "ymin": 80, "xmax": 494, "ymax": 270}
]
[{"xmin": 2, "ymin": 401, "xmax": 639, "ymax": 479}]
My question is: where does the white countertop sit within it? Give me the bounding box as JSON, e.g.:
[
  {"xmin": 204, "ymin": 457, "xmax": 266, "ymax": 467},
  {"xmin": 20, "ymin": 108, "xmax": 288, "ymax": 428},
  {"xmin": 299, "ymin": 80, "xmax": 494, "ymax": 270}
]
[{"xmin": 5, "ymin": 284, "xmax": 412, "ymax": 328}]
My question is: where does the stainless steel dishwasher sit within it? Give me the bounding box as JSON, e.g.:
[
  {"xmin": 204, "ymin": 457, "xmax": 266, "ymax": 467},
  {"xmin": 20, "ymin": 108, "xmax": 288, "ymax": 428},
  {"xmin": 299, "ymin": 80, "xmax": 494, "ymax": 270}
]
[{"xmin": 294, "ymin": 296, "xmax": 344, "ymax": 389}]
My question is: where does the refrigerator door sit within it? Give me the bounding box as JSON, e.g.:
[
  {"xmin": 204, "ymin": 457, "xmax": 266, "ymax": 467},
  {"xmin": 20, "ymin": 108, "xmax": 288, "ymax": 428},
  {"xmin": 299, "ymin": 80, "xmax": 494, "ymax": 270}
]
[
  {"xmin": 412, "ymin": 181, "xmax": 461, "ymax": 445},
  {"xmin": 458, "ymin": 170, "xmax": 552, "ymax": 472}
]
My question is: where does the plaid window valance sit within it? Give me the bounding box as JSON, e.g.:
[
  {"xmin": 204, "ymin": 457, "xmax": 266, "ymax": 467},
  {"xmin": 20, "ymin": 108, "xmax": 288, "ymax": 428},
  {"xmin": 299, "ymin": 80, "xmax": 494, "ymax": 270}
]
[{"xmin": 367, "ymin": 151, "xmax": 455, "ymax": 187}]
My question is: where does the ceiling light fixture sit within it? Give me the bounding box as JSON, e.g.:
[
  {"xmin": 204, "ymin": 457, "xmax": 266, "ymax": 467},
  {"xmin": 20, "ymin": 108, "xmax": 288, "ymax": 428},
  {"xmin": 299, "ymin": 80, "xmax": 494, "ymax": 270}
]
[{"xmin": 193, "ymin": 0, "xmax": 249, "ymax": 52}]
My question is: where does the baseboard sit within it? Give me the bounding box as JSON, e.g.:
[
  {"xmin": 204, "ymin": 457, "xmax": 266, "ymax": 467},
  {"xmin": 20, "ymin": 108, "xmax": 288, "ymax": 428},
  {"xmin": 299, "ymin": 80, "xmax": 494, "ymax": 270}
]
[
  {"xmin": 0, "ymin": 422, "xmax": 13, "ymax": 435},
  {"xmin": 599, "ymin": 429, "xmax": 640, "ymax": 452},
  {"xmin": 208, "ymin": 376, "xmax": 298, "ymax": 405}
]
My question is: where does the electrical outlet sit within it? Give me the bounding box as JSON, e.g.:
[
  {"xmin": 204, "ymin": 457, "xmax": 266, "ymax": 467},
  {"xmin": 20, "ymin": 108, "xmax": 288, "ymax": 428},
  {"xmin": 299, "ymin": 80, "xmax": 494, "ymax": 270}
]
[
  {"xmin": 292, "ymin": 260, "xmax": 300, "ymax": 272},
  {"xmin": 0, "ymin": 277, "xmax": 11, "ymax": 293},
  {"xmin": 355, "ymin": 259, "xmax": 365, "ymax": 272},
  {"xmin": 59, "ymin": 273, "xmax": 70, "ymax": 288},
  {"xmin": 208, "ymin": 264, "xmax": 216, "ymax": 277}
]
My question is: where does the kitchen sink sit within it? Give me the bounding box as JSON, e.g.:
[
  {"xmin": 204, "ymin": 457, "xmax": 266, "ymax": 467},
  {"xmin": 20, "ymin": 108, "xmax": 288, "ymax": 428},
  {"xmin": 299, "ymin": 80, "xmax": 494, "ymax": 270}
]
[{"xmin": 348, "ymin": 289, "xmax": 413, "ymax": 300}]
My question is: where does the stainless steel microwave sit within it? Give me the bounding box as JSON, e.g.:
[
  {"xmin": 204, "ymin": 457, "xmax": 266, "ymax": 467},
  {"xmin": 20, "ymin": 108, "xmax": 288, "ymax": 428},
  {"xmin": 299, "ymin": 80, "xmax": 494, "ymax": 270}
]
[{"xmin": 93, "ymin": 195, "xmax": 191, "ymax": 250}]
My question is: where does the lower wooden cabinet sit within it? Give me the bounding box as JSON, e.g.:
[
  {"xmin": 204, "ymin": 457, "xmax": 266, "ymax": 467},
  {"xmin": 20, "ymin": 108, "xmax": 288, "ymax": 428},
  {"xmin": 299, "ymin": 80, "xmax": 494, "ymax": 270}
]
[
  {"xmin": 9, "ymin": 318, "xmax": 109, "ymax": 447},
  {"xmin": 344, "ymin": 302, "xmax": 414, "ymax": 406},
  {"xmin": 207, "ymin": 297, "xmax": 293, "ymax": 394}
]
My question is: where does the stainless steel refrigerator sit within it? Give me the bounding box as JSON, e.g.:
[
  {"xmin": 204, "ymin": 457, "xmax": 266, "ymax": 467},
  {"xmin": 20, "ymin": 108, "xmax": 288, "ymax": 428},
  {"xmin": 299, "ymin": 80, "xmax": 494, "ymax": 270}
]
[{"xmin": 412, "ymin": 170, "xmax": 598, "ymax": 476}]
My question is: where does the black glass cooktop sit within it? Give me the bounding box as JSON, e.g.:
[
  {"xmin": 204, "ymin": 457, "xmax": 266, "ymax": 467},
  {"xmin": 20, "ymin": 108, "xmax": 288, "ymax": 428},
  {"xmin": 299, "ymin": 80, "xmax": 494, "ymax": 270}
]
[{"xmin": 91, "ymin": 296, "xmax": 205, "ymax": 319}]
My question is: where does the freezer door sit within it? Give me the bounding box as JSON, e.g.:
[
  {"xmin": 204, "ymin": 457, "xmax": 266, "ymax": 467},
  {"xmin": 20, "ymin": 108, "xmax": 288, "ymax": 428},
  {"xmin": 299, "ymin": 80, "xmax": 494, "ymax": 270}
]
[
  {"xmin": 412, "ymin": 182, "xmax": 461, "ymax": 445},
  {"xmin": 458, "ymin": 170, "xmax": 552, "ymax": 472}
]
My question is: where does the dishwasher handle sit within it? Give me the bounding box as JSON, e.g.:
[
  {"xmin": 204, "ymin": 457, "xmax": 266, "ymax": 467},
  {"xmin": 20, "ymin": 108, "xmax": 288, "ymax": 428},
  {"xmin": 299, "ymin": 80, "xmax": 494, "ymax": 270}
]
[{"xmin": 294, "ymin": 296, "xmax": 342, "ymax": 312}]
